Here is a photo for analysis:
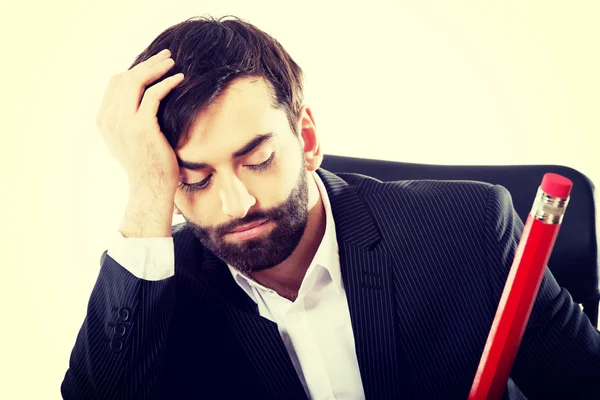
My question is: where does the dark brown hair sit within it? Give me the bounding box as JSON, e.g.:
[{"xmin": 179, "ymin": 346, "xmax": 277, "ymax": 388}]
[{"xmin": 128, "ymin": 15, "xmax": 305, "ymax": 149}]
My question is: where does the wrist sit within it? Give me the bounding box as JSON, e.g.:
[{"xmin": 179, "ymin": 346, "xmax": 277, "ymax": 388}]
[{"xmin": 120, "ymin": 191, "xmax": 175, "ymax": 238}]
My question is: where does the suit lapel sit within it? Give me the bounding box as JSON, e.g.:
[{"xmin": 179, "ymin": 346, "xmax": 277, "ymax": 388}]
[
  {"xmin": 200, "ymin": 251, "xmax": 307, "ymax": 400},
  {"xmin": 317, "ymin": 169, "xmax": 405, "ymax": 399}
]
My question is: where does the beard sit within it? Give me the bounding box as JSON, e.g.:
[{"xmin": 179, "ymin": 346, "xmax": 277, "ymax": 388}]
[{"xmin": 183, "ymin": 164, "xmax": 310, "ymax": 274}]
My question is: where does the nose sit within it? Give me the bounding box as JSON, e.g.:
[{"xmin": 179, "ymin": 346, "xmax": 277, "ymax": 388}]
[{"xmin": 219, "ymin": 174, "xmax": 256, "ymax": 219}]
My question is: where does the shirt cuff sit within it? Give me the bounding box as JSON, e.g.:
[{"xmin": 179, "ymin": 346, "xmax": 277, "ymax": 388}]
[{"xmin": 107, "ymin": 231, "xmax": 175, "ymax": 281}]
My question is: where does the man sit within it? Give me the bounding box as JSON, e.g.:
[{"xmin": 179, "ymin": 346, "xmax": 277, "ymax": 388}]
[{"xmin": 61, "ymin": 15, "xmax": 600, "ymax": 399}]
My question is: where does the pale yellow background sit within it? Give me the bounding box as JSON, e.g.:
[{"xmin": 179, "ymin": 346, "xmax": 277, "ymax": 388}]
[{"xmin": 1, "ymin": 0, "xmax": 599, "ymax": 398}]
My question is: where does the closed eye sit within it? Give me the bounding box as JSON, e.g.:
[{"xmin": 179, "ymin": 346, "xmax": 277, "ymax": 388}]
[
  {"xmin": 246, "ymin": 151, "xmax": 275, "ymax": 171},
  {"xmin": 178, "ymin": 174, "xmax": 212, "ymax": 193},
  {"xmin": 178, "ymin": 152, "xmax": 275, "ymax": 193}
]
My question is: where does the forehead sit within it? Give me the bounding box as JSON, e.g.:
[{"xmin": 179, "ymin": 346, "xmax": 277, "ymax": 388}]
[{"xmin": 177, "ymin": 77, "xmax": 289, "ymax": 155}]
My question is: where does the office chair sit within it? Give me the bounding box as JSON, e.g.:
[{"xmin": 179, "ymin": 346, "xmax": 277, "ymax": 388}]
[{"xmin": 321, "ymin": 154, "xmax": 600, "ymax": 328}]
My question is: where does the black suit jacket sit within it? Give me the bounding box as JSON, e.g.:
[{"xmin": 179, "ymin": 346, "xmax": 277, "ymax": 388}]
[{"xmin": 62, "ymin": 168, "xmax": 600, "ymax": 399}]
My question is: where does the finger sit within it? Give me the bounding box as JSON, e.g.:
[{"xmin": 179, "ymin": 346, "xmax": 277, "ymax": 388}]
[
  {"xmin": 120, "ymin": 57, "xmax": 177, "ymax": 116},
  {"xmin": 118, "ymin": 48, "xmax": 174, "ymax": 114},
  {"xmin": 129, "ymin": 48, "xmax": 172, "ymax": 72},
  {"xmin": 137, "ymin": 73, "xmax": 185, "ymax": 121},
  {"xmin": 110, "ymin": 49, "xmax": 172, "ymax": 121}
]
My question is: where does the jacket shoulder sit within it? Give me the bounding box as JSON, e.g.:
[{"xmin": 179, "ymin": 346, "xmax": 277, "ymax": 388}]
[
  {"xmin": 336, "ymin": 172, "xmax": 502, "ymax": 237},
  {"xmin": 336, "ymin": 171, "xmax": 494, "ymax": 198}
]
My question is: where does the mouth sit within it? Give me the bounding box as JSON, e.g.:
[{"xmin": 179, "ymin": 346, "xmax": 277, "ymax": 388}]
[
  {"xmin": 225, "ymin": 219, "xmax": 271, "ymax": 241},
  {"xmin": 228, "ymin": 219, "xmax": 268, "ymax": 234}
]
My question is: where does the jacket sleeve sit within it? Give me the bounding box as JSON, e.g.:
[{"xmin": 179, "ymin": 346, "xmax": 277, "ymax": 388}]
[
  {"xmin": 484, "ymin": 184, "xmax": 600, "ymax": 399},
  {"xmin": 61, "ymin": 251, "xmax": 176, "ymax": 399}
]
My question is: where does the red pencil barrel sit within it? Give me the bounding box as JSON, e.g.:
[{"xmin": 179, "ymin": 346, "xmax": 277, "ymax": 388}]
[
  {"xmin": 468, "ymin": 174, "xmax": 572, "ymax": 400},
  {"xmin": 469, "ymin": 218, "xmax": 560, "ymax": 399}
]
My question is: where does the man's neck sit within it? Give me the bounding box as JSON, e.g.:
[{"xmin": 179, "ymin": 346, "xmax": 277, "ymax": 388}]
[{"xmin": 249, "ymin": 175, "xmax": 325, "ymax": 301}]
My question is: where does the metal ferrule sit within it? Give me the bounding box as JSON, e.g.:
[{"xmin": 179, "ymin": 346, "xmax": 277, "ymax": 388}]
[{"xmin": 530, "ymin": 187, "xmax": 570, "ymax": 224}]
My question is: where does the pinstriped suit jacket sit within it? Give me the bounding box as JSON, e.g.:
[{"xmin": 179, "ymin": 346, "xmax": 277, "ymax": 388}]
[{"xmin": 62, "ymin": 168, "xmax": 600, "ymax": 400}]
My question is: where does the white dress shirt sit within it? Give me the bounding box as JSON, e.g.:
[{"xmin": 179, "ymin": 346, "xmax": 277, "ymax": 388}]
[{"xmin": 107, "ymin": 172, "xmax": 365, "ymax": 399}]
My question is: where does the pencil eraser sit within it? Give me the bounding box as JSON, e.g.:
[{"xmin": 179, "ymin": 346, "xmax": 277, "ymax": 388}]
[{"xmin": 541, "ymin": 173, "xmax": 573, "ymax": 198}]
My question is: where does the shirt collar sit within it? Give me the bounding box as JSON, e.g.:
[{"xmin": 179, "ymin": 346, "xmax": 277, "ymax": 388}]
[
  {"xmin": 227, "ymin": 171, "xmax": 343, "ymax": 300},
  {"xmin": 310, "ymin": 170, "xmax": 342, "ymax": 293}
]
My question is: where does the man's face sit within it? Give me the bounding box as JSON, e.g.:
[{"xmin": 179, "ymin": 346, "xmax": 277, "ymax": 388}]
[{"xmin": 174, "ymin": 77, "xmax": 310, "ymax": 273}]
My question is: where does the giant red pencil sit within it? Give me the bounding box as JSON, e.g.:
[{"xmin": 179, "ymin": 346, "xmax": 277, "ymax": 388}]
[{"xmin": 468, "ymin": 173, "xmax": 573, "ymax": 400}]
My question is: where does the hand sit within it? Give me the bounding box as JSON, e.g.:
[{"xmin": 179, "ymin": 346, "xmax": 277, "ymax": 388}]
[
  {"xmin": 95, "ymin": 48, "xmax": 185, "ymax": 238},
  {"xmin": 96, "ymin": 48, "xmax": 184, "ymax": 197}
]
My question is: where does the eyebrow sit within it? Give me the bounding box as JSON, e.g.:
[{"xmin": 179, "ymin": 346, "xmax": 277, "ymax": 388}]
[{"xmin": 177, "ymin": 133, "xmax": 274, "ymax": 171}]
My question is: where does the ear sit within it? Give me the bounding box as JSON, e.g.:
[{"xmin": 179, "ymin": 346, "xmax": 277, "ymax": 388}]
[{"xmin": 296, "ymin": 105, "xmax": 323, "ymax": 172}]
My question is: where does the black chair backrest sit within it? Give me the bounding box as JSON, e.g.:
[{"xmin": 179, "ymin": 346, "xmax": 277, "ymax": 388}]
[{"xmin": 321, "ymin": 154, "xmax": 599, "ymax": 327}]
